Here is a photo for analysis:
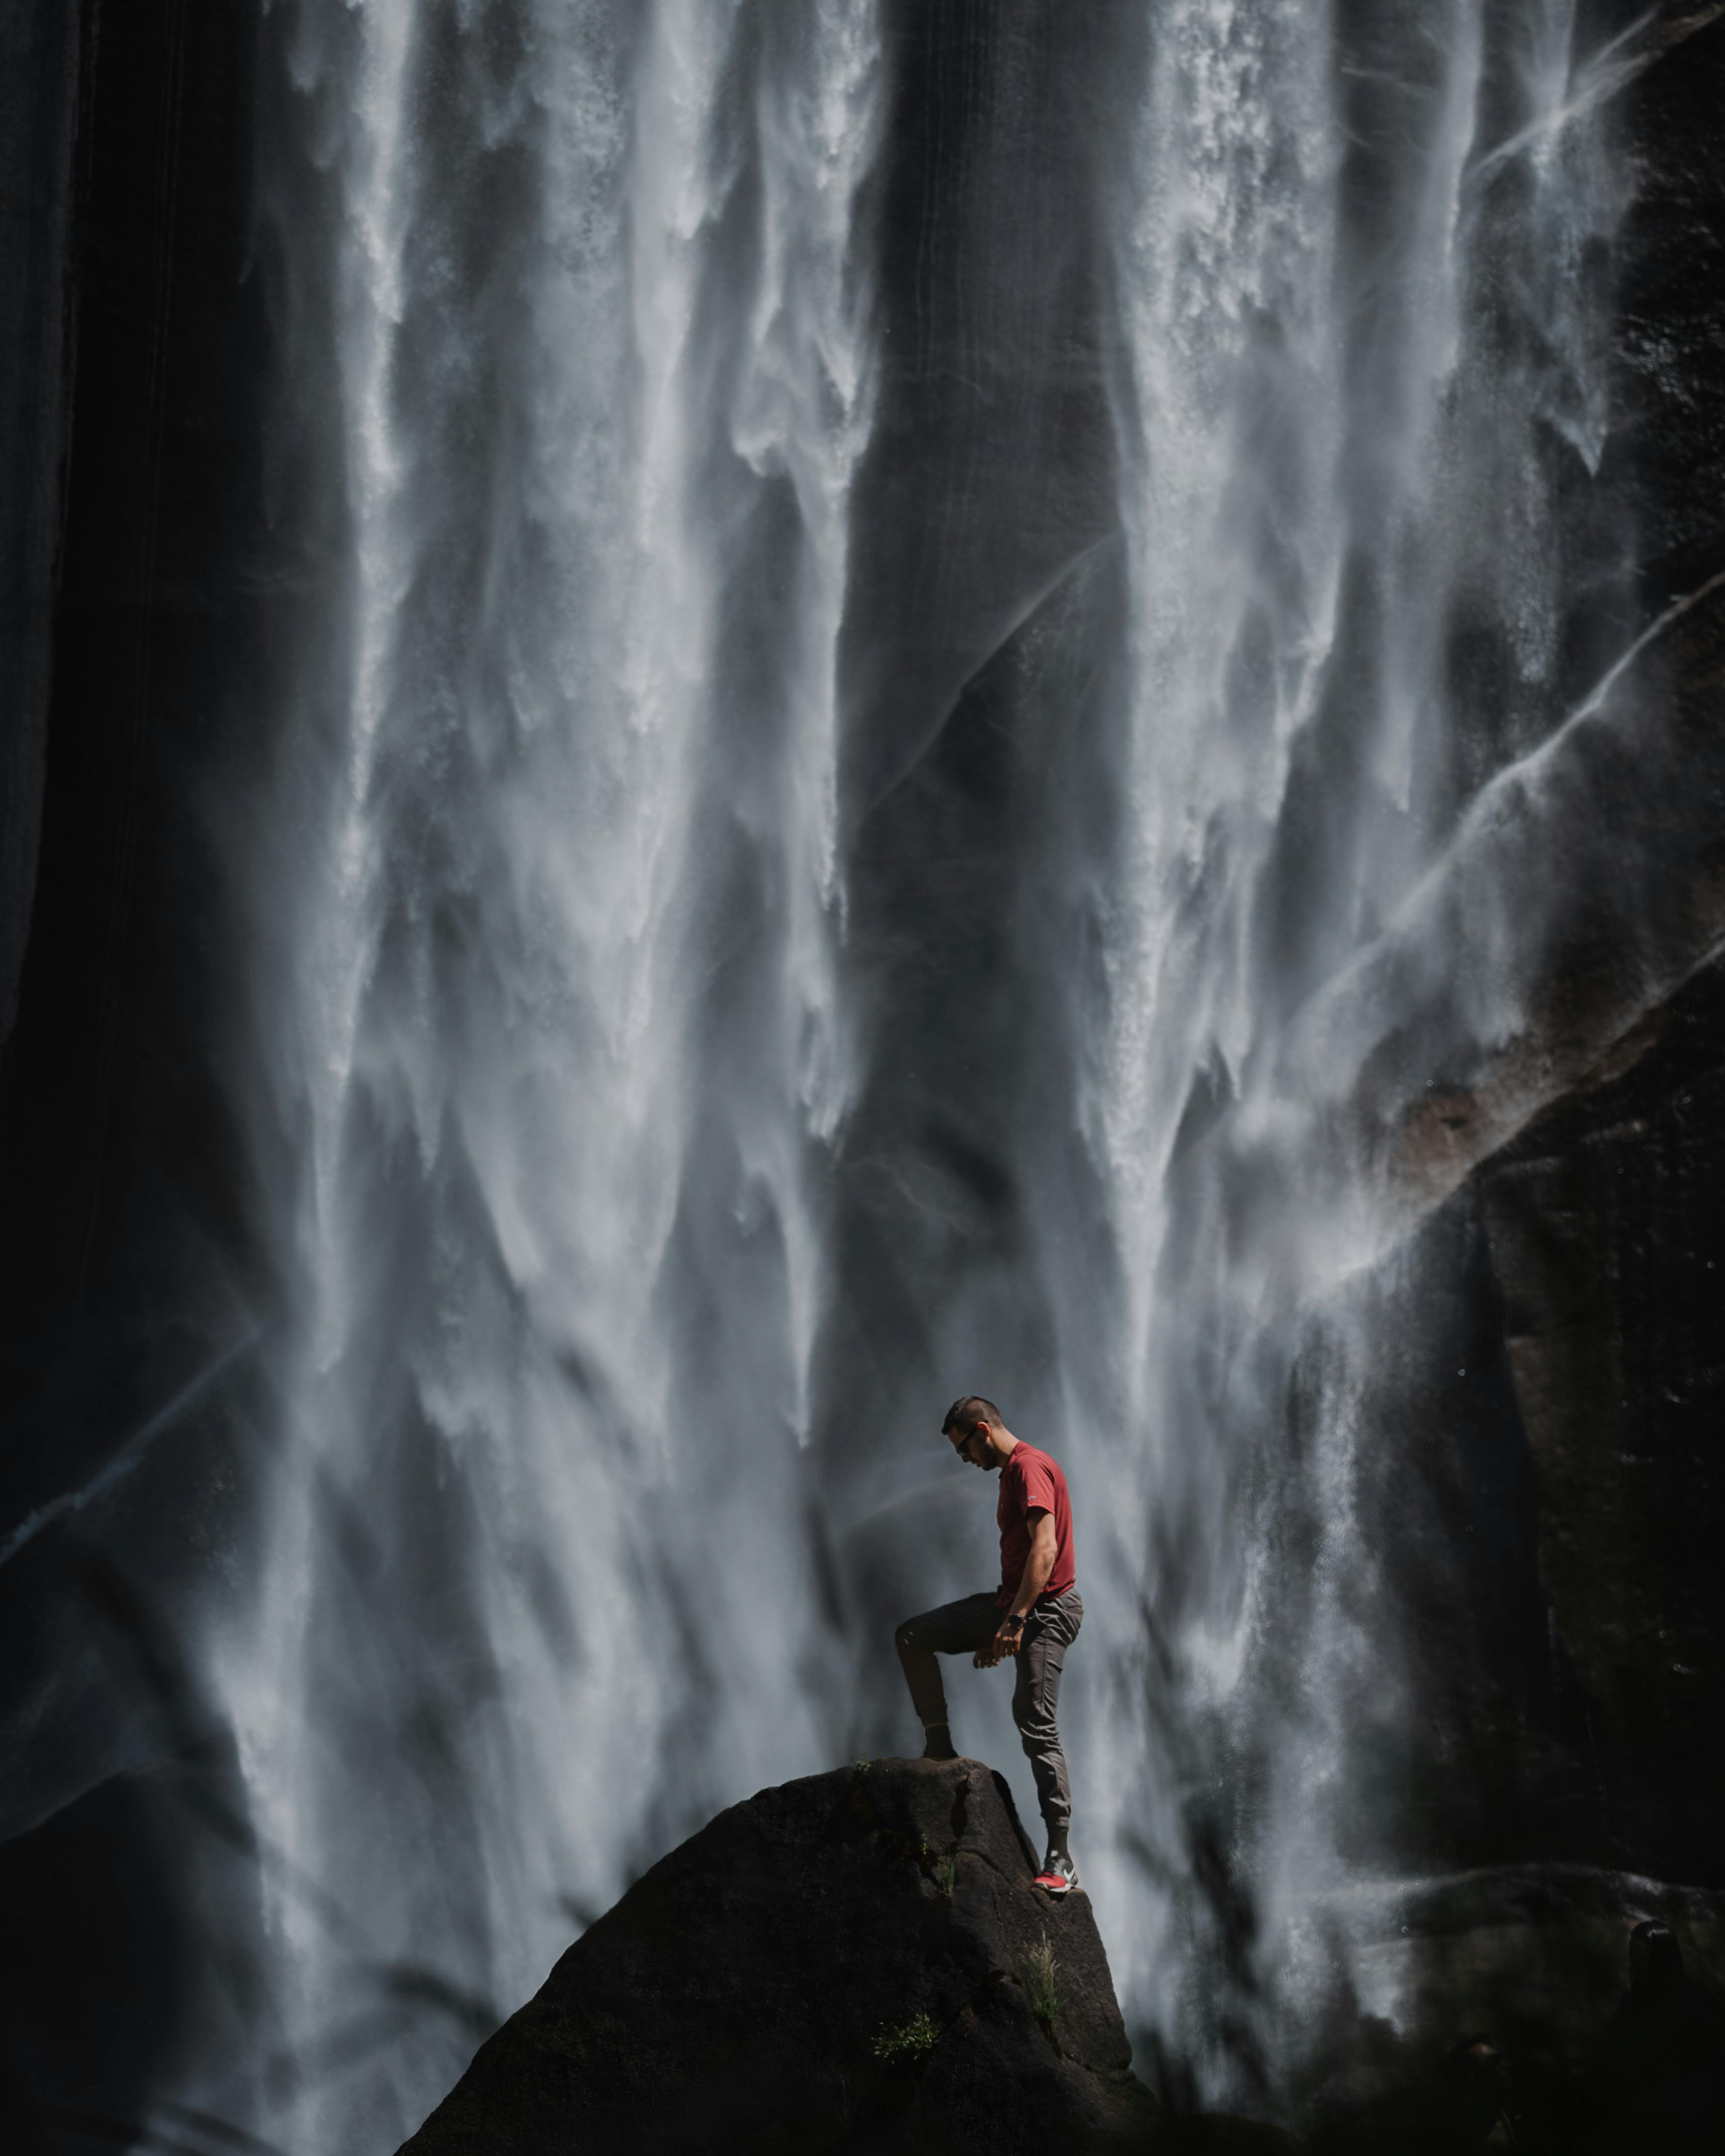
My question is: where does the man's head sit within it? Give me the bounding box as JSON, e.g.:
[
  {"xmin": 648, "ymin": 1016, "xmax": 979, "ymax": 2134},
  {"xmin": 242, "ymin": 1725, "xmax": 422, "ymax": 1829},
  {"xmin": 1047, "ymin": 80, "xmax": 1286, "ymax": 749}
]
[{"xmin": 943, "ymin": 1394, "xmax": 1011, "ymax": 1472}]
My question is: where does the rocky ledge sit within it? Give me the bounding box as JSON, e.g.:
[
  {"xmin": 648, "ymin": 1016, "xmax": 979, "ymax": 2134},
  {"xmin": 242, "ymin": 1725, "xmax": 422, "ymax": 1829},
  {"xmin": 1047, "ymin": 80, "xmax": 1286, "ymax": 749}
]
[{"xmin": 398, "ymin": 1756, "xmax": 1154, "ymax": 2154}]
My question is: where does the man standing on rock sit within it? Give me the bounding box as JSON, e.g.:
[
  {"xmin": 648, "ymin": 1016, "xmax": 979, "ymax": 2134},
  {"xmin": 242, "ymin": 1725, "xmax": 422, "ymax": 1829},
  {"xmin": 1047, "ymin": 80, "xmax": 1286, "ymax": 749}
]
[{"xmin": 894, "ymin": 1395, "xmax": 1084, "ymax": 1895}]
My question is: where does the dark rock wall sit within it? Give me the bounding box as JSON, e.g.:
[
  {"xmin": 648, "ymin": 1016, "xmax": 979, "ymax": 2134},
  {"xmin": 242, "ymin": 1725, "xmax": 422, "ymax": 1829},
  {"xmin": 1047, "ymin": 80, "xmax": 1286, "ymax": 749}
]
[
  {"xmin": 0, "ymin": 0, "xmax": 270, "ymax": 1380},
  {"xmin": 1609, "ymin": 5, "xmax": 1725, "ymax": 611},
  {"xmin": 1405, "ymin": 5, "xmax": 1725, "ymax": 1891},
  {"xmin": 842, "ymin": 0, "xmax": 1131, "ymax": 817},
  {"xmin": 0, "ymin": 0, "xmax": 84, "ymax": 1047},
  {"xmin": 1478, "ymin": 958, "xmax": 1725, "ymax": 1884},
  {"xmin": 0, "ymin": 0, "xmax": 276, "ymax": 2139},
  {"xmin": 1294, "ymin": 5, "xmax": 1725, "ymax": 1900}
]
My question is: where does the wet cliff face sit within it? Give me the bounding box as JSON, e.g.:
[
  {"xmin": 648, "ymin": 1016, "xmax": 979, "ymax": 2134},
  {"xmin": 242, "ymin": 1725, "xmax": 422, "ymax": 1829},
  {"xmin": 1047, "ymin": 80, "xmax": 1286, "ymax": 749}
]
[
  {"xmin": 0, "ymin": 0, "xmax": 276, "ymax": 2137},
  {"xmin": 1609, "ymin": 1, "xmax": 1725, "ymax": 610},
  {"xmin": 1526, "ymin": 17, "xmax": 1725, "ymax": 1885},
  {"xmin": 3, "ymin": 0, "xmax": 1725, "ymax": 2143},
  {"xmin": 1477, "ymin": 956, "xmax": 1725, "ymax": 1883},
  {"xmin": 1369, "ymin": 5, "xmax": 1725, "ymax": 1895}
]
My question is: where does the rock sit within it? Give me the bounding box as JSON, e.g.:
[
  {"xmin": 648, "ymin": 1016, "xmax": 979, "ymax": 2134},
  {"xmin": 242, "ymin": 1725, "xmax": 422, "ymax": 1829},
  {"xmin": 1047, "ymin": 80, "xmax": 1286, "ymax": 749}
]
[
  {"xmin": 1351, "ymin": 1866, "xmax": 1725, "ymax": 2066},
  {"xmin": 1476, "ymin": 953, "xmax": 1725, "ymax": 1880},
  {"xmin": 1594, "ymin": 1919, "xmax": 1725, "ymax": 2144},
  {"xmin": 1152, "ymin": 2123, "xmax": 1296, "ymax": 2153},
  {"xmin": 1169, "ymin": 567, "xmax": 1725, "ymax": 1319},
  {"xmin": 1287, "ymin": 1887, "xmax": 1725, "ymax": 2154},
  {"xmin": 398, "ymin": 1756, "xmax": 1156, "ymax": 2155},
  {"xmin": 1610, "ymin": 5, "xmax": 1725, "ymax": 612}
]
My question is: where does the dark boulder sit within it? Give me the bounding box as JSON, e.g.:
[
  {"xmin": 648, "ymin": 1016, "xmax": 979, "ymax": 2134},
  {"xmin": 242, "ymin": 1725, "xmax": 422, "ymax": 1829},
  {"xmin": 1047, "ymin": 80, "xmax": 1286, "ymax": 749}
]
[
  {"xmin": 398, "ymin": 1756, "xmax": 1156, "ymax": 2155},
  {"xmin": 1593, "ymin": 1919, "xmax": 1725, "ymax": 2145}
]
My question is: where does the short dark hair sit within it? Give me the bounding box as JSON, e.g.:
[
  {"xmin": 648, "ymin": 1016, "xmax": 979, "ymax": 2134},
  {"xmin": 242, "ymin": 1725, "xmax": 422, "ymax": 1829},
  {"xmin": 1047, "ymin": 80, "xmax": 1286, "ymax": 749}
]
[{"xmin": 942, "ymin": 1394, "xmax": 1003, "ymax": 1439}]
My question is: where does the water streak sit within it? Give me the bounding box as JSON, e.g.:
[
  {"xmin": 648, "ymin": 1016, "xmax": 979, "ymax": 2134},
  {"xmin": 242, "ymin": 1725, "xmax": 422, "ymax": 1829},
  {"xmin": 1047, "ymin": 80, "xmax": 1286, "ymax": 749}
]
[
  {"xmin": 1074, "ymin": 0, "xmax": 1633, "ymax": 2099},
  {"xmin": 222, "ymin": 2, "xmax": 879, "ymax": 2142}
]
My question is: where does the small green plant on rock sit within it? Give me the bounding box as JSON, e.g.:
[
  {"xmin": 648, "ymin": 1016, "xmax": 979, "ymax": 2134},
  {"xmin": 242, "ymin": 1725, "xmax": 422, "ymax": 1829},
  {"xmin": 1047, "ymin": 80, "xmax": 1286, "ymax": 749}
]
[
  {"xmin": 938, "ymin": 1849, "xmax": 959, "ymax": 1897},
  {"xmin": 852, "ymin": 1756, "xmax": 871, "ymax": 1775},
  {"xmin": 1014, "ymin": 1932, "xmax": 1061, "ymax": 2025},
  {"xmin": 871, "ymin": 2010, "xmax": 940, "ymax": 2065}
]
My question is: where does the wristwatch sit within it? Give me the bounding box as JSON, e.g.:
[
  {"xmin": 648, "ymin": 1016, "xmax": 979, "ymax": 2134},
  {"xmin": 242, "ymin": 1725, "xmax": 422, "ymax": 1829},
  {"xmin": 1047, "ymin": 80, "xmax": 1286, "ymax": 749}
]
[{"xmin": 1003, "ymin": 1612, "xmax": 1024, "ymax": 1632}]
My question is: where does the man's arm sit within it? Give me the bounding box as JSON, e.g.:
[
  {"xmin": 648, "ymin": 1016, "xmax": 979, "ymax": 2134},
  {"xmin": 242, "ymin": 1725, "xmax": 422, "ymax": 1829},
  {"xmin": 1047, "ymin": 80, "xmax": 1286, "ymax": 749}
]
[
  {"xmin": 978, "ymin": 1511, "xmax": 1056, "ymax": 1665},
  {"xmin": 1010, "ymin": 1510, "xmax": 1057, "ymax": 1618}
]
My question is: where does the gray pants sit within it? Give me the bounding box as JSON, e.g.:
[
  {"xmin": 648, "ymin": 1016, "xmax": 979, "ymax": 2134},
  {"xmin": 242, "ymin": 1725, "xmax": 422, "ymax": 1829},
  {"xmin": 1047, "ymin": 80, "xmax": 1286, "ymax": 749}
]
[{"xmin": 893, "ymin": 1588, "xmax": 1083, "ymax": 1833}]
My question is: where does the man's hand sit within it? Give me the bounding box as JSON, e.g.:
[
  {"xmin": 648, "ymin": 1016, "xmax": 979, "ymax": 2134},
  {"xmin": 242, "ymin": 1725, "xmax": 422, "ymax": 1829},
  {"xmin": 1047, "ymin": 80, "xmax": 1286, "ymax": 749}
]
[
  {"xmin": 973, "ymin": 1617, "xmax": 1023, "ymax": 1669},
  {"xmin": 975, "ymin": 1512, "xmax": 1056, "ymax": 1666},
  {"xmin": 976, "ymin": 1514, "xmax": 1055, "ymax": 1666}
]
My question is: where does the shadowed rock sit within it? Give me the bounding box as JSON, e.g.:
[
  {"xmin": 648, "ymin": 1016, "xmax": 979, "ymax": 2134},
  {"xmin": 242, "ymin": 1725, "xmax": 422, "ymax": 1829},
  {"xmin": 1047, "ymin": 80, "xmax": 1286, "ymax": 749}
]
[
  {"xmin": 1596, "ymin": 1919, "xmax": 1725, "ymax": 2144},
  {"xmin": 1175, "ymin": 569, "xmax": 1725, "ymax": 1306},
  {"xmin": 398, "ymin": 1757, "xmax": 1155, "ymax": 2155}
]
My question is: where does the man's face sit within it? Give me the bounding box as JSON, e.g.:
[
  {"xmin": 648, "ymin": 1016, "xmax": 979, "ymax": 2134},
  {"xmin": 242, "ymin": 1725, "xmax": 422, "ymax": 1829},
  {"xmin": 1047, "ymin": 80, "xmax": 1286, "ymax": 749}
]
[{"xmin": 948, "ymin": 1422, "xmax": 998, "ymax": 1472}]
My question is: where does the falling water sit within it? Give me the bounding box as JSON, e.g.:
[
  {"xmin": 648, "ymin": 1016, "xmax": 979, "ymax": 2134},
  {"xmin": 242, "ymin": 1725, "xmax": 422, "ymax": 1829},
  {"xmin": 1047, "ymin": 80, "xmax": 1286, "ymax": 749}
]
[
  {"xmin": 200, "ymin": 0, "xmax": 1642, "ymax": 2141},
  {"xmin": 223, "ymin": 2, "xmax": 879, "ymax": 2142},
  {"xmin": 1075, "ymin": 0, "xmax": 1633, "ymax": 2100}
]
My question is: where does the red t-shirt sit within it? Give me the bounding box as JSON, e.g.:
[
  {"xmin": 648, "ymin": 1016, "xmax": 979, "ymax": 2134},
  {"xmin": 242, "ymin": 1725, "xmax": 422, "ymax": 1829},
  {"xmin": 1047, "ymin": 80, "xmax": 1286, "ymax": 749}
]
[{"xmin": 995, "ymin": 1441, "xmax": 1076, "ymax": 1607}]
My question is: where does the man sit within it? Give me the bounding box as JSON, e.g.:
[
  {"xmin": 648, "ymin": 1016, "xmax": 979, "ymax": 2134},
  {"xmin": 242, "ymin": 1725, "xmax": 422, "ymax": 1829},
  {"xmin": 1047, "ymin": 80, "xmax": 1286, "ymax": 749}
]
[{"xmin": 893, "ymin": 1395, "xmax": 1084, "ymax": 1894}]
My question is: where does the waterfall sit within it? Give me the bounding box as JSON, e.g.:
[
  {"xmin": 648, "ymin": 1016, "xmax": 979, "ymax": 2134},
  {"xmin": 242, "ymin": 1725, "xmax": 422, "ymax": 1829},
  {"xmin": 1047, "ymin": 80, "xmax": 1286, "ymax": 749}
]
[
  {"xmin": 200, "ymin": 0, "xmax": 1635, "ymax": 2140},
  {"xmin": 1078, "ymin": 0, "xmax": 1631, "ymax": 2100},
  {"xmin": 224, "ymin": 2, "xmax": 879, "ymax": 2142}
]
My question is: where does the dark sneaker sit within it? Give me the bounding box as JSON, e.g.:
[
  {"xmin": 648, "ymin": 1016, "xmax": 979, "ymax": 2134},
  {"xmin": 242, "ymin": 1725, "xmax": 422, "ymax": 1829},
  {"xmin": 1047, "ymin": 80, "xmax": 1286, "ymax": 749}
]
[
  {"xmin": 921, "ymin": 1725, "xmax": 958, "ymax": 1762},
  {"xmin": 1034, "ymin": 1848, "xmax": 1080, "ymax": 1895}
]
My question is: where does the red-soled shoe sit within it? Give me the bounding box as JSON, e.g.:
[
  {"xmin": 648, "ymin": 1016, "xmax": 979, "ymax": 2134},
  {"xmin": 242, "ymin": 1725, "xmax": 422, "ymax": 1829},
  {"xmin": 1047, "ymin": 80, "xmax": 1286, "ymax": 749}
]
[{"xmin": 1033, "ymin": 1849, "xmax": 1080, "ymax": 1894}]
